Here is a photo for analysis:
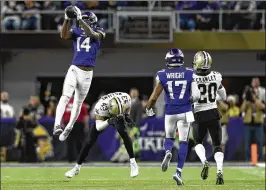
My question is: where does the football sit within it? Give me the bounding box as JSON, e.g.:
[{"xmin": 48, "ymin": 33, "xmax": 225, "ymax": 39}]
[{"xmin": 65, "ymin": 6, "xmax": 76, "ymax": 19}]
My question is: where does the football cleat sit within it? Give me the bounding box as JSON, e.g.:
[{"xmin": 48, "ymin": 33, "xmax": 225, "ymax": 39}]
[
  {"xmin": 161, "ymin": 151, "xmax": 172, "ymax": 172},
  {"xmin": 201, "ymin": 161, "xmax": 210, "ymax": 180},
  {"xmin": 59, "ymin": 127, "xmax": 72, "ymax": 141},
  {"xmin": 173, "ymin": 172, "xmax": 184, "ymax": 186},
  {"xmin": 53, "ymin": 125, "xmax": 63, "ymax": 136},
  {"xmin": 130, "ymin": 162, "xmax": 139, "ymax": 178},
  {"xmin": 216, "ymin": 171, "xmax": 224, "ymax": 185},
  {"xmin": 65, "ymin": 166, "xmax": 80, "ymax": 178}
]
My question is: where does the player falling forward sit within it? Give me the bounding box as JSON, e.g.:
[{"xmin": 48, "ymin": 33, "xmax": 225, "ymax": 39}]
[
  {"xmin": 53, "ymin": 6, "xmax": 105, "ymax": 141},
  {"xmin": 146, "ymin": 49, "xmax": 200, "ymax": 186},
  {"xmin": 65, "ymin": 92, "xmax": 139, "ymax": 178},
  {"xmin": 192, "ymin": 51, "xmax": 227, "ymax": 185}
]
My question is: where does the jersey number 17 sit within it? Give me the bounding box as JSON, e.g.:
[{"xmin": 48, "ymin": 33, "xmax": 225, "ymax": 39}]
[{"xmin": 77, "ymin": 37, "xmax": 91, "ymax": 52}]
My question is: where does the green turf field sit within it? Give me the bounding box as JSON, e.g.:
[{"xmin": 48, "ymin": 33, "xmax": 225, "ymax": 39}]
[{"xmin": 1, "ymin": 167, "xmax": 265, "ymax": 190}]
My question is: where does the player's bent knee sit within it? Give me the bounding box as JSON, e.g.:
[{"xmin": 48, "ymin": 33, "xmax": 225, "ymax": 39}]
[{"xmin": 214, "ymin": 146, "xmax": 222, "ymax": 153}]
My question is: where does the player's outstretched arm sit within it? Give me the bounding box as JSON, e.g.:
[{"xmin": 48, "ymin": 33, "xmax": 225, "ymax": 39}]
[
  {"xmin": 60, "ymin": 7, "xmax": 73, "ymax": 40},
  {"xmin": 73, "ymin": 6, "xmax": 105, "ymax": 41},
  {"xmin": 60, "ymin": 20, "xmax": 72, "ymax": 40},
  {"xmin": 146, "ymin": 82, "xmax": 163, "ymax": 110}
]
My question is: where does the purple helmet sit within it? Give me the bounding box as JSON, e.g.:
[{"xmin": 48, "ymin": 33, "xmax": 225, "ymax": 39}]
[
  {"xmin": 82, "ymin": 11, "xmax": 98, "ymax": 28},
  {"xmin": 165, "ymin": 48, "xmax": 184, "ymax": 67}
]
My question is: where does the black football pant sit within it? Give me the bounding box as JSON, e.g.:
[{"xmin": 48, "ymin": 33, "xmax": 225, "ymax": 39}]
[
  {"xmin": 193, "ymin": 119, "xmax": 222, "ymax": 148},
  {"xmin": 77, "ymin": 119, "xmax": 134, "ymax": 164}
]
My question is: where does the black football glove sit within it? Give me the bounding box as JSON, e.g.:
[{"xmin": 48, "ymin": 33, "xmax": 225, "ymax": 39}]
[
  {"xmin": 123, "ymin": 114, "xmax": 135, "ymax": 128},
  {"xmin": 107, "ymin": 115, "xmax": 123, "ymax": 126}
]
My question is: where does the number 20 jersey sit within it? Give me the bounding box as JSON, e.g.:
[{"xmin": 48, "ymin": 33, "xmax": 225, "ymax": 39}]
[
  {"xmin": 71, "ymin": 26, "xmax": 105, "ymax": 67},
  {"xmin": 156, "ymin": 67, "xmax": 194, "ymax": 115},
  {"xmin": 193, "ymin": 71, "xmax": 222, "ymax": 113}
]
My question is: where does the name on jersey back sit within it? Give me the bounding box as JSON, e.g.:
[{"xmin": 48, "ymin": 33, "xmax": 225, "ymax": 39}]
[
  {"xmin": 195, "ymin": 75, "xmax": 217, "ymax": 83},
  {"xmin": 166, "ymin": 72, "xmax": 185, "ymax": 79}
]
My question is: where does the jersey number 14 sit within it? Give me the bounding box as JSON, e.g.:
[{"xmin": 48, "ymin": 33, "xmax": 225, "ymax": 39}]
[{"xmin": 77, "ymin": 37, "xmax": 91, "ymax": 52}]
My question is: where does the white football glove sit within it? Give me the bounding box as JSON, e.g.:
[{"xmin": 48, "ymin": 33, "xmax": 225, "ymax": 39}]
[
  {"xmin": 146, "ymin": 108, "xmax": 155, "ymax": 117},
  {"xmin": 73, "ymin": 6, "xmax": 82, "ymax": 20},
  {"xmin": 64, "ymin": 7, "xmax": 70, "ymax": 20}
]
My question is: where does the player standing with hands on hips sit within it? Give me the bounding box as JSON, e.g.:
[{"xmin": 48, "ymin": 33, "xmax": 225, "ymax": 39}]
[
  {"xmin": 53, "ymin": 5, "xmax": 105, "ymax": 141},
  {"xmin": 65, "ymin": 92, "xmax": 139, "ymax": 178},
  {"xmin": 146, "ymin": 49, "xmax": 200, "ymax": 186}
]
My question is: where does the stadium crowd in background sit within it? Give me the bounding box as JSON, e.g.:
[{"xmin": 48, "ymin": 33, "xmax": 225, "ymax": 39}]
[{"xmin": 1, "ymin": 1, "xmax": 266, "ymax": 31}]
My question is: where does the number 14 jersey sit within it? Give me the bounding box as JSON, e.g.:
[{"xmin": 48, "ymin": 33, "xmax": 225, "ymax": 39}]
[
  {"xmin": 193, "ymin": 71, "xmax": 222, "ymax": 113},
  {"xmin": 71, "ymin": 26, "xmax": 105, "ymax": 67}
]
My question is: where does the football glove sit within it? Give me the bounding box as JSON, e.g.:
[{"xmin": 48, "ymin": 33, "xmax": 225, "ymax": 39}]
[
  {"xmin": 73, "ymin": 6, "xmax": 82, "ymax": 20},
  {"xmin": 123, "ymin": 114, "xmax": 135, "ymax": 128},
  {"xmin": 107, "ymin": 114, "xmax": 123, "ymax": 126},
  {"xmin": 64, "ymin": 6, "xmax": 70, "ymax": 20},
  {"xmin": 146, "ymin": 108, "xmax": 155, "ymax": 117}
]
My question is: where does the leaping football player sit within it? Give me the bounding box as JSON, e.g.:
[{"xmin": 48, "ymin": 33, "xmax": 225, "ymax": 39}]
[
  {"xmin": 192, "ymin": 51, "xmax": 227, "ymax": 185},
  {"xmin": 65, "ymin": 92, "xmax": 139, "ymax": 178},
  {"xmin": 52, "ymin": 6, "xmax": 105, "ymax": 141},
  {"xmin": 145, "ymin": 49, "xmax": 200, "ymax": 186}
]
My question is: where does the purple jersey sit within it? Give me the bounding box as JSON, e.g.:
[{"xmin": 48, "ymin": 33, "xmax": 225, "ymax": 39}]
[
  {"xmin": 71, "ymin": 26, "xmax": 105, "ymax": 67},
  {"xmin": 156, "ymin": 67, "xmax": 194, "ymax": 115}
]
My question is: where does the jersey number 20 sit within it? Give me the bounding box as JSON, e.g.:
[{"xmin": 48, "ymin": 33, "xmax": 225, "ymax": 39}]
[
  {"xmin": 198, "ymin": 83, "xmax": 217, "ymax": 103},
  {"xmin": 77, "ymin": 37, "xmax": 91, "ymax": 52}
]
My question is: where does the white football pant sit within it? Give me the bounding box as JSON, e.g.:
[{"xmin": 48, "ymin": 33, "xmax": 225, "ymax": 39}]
[
  {"xmin": 165, "ymin": 111, "xmax": 194, "ymax": 141},
  {"xmin": 54, "ymin": 65, "xmax": 93, "ymax": 128}
]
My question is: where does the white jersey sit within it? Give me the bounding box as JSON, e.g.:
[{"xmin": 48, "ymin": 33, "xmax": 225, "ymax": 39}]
[
  {"xmin": 193, "ymin": 71, "xmax": 222, "ymax": 113},
  {"xmin": 94, "ymin": 92, "xmax": 131, "ymax": 118}
]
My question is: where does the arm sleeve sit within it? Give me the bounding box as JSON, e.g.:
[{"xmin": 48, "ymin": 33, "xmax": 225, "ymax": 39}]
[
  {"xmin": 217, "ymin": 86, "xmax": 227, "ymax": 101},
  {"xmin": 95, "ymin": 119, "xmax": 109, "ymax": 131},
  {"xmin": 155, "ymin": 74, "xmax": 161, "ymax": 84},
  {"xmin": 191, "ymin": 81, "xmax": 200, "ymax": 103}
]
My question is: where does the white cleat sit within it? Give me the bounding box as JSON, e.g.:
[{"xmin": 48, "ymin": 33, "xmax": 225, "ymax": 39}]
[
  {"xmin": 130, "ymin": 162, "xmax": 139, "ymax": 178},
  {"xmin": 173, "ymin": 173, "xmax": 184, "ymax": 186},
  {"xmin": 161, "ymin": 151, "xmax": 172, "ymax": 172},
  {"xmin": 59, "ymin": 127, "xmax": 72, "ymax": 141},
  {"xmin": 65, "ymin": 166, "xmax": 80, "ymax": 178}
]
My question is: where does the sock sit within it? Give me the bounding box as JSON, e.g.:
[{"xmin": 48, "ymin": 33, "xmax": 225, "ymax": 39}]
[
  {"xmin": 177, "ymin": 141, "xmax": 188, "ymax": 170},
  {"xmin": 214, "ymin": 152, "xmax": 224, "ymax": 172},
  {"xmin": 130, "ymin": 158, "xmax": 136, "ymax": 164},
  {"xmin": 117, "ymin": 125, "xmax": 135, "ymax": 159},
  {"xmin": 77, "ymin": 123, "xmax": 100, "ymax": 165},
  {"xmin": 164, "ymin": 138, "xmax": 175, "ymax": 153},
  {"xmin": 176, "ymin": 168, "xmax": 182, "ymax": 175},
  {"xmin": 54, "ymin": 95, "xmax": 70, "ymax": 126},
  {"xmin": 195, "ymin": 144, "xmax": 207, "ymax": 164},
  {"xmin": 65, "ymin": 100, "xmax": 83, "ymax": 130},
  {"xmin": 75, "ymin": 164, "xmax": 81, "ymax": 169}
]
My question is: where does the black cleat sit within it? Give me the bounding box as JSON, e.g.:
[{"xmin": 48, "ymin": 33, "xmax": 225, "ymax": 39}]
[
  {"xmin": 216, "ymin": 171, "xmax": 224, "ymax": 185},
  {"xmin": 201, "ymin": 161, "xmax": 209, "ymax": 180},
  {"xmin": 53, "ymin": 125, "xmax": 63, "ymax": 136}
]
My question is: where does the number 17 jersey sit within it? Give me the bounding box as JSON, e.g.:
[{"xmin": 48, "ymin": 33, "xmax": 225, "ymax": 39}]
[
  {"xmin": 156, "ymin": 67, "xmax": 194, "ymax": 115},
  {"xmin": 193, "ymin": 71, "xmax": 222, "ymax": 113},
  {"xmin": 71, "ymin": 26, "xmax": 105, "ymax": 67}
]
